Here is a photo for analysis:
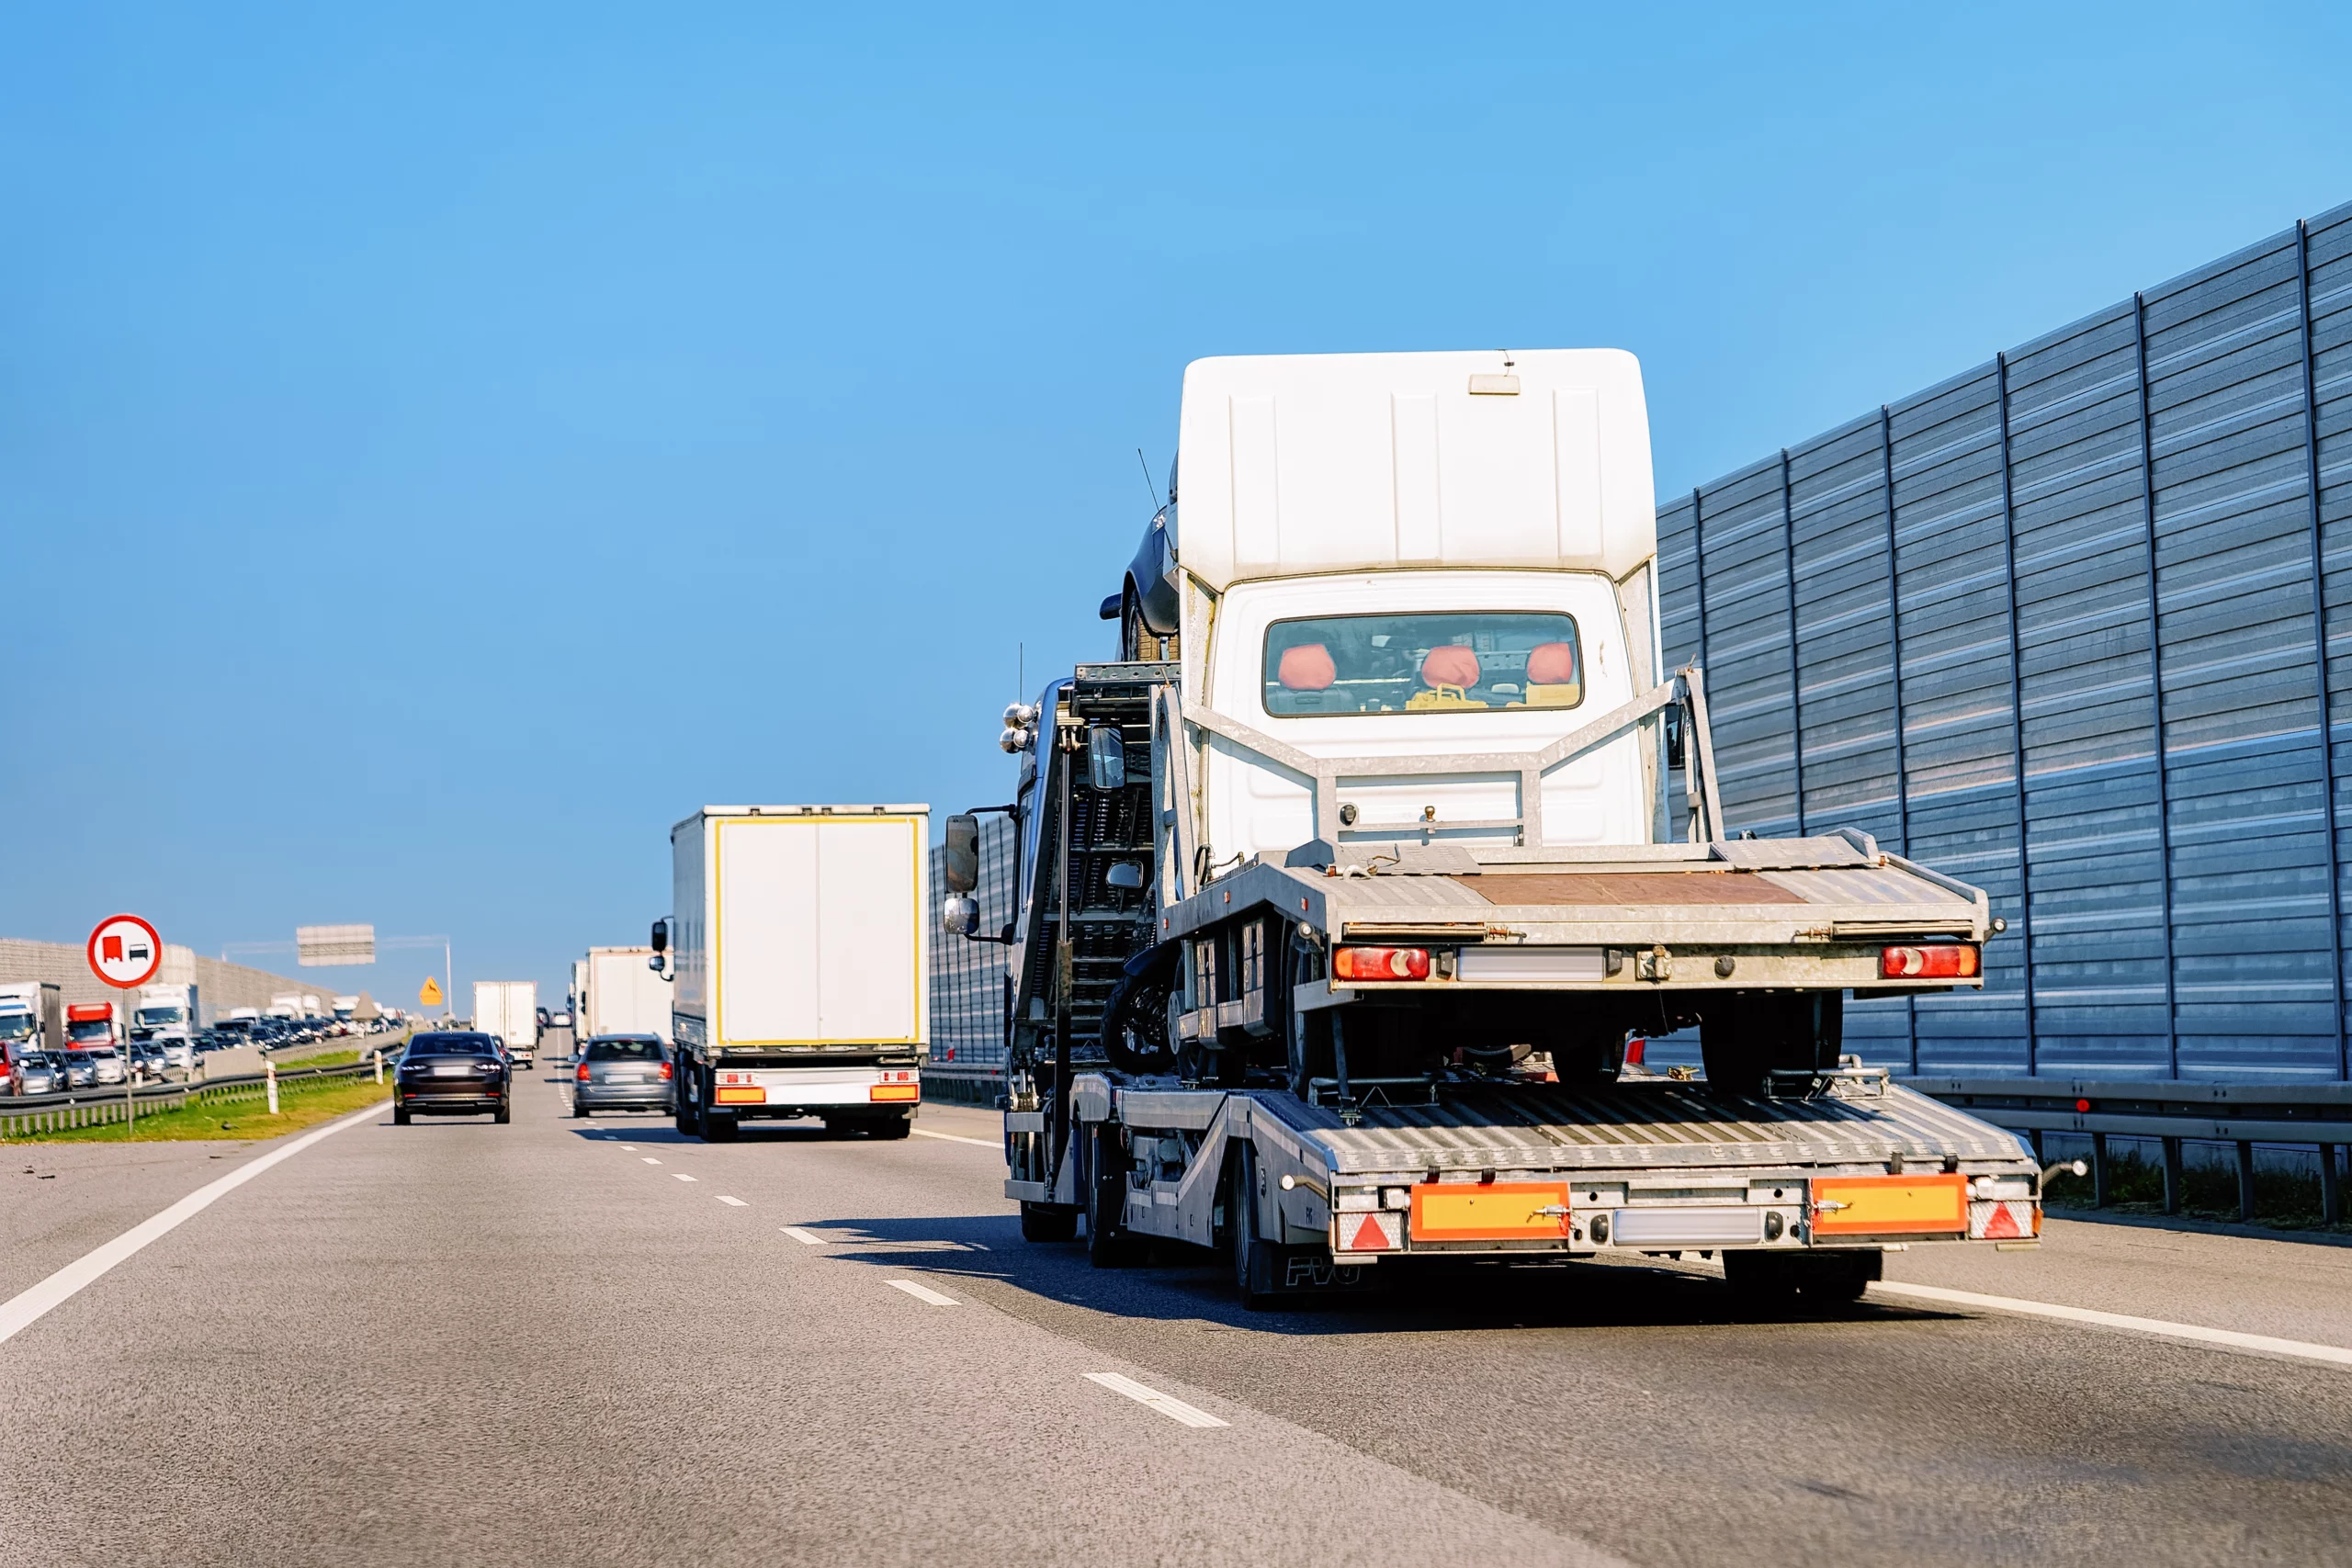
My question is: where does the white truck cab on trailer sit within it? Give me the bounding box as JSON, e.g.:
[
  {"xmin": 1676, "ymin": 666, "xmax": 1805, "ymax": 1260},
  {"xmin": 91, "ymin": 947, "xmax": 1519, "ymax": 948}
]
[
  {"xmin": 658, "ymin": 805, "xmax": 930, "ymax": 1141},
  {"xmin": 948, "ymin": 348, "xmax": 2044, "ymax": 1306}
]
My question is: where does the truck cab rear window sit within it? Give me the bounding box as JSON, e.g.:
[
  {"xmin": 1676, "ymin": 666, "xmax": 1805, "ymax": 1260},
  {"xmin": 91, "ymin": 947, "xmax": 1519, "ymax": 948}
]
[{"xmin": 1263, "ymin": 612, "xmax": 1583, "ymax": 716}]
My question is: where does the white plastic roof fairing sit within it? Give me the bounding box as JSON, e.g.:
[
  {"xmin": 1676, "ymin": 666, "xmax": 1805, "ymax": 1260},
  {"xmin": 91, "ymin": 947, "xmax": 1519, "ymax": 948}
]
[{"xmin": 1173, "ymin": 349, "xmax": 1657, "ymax": 591}]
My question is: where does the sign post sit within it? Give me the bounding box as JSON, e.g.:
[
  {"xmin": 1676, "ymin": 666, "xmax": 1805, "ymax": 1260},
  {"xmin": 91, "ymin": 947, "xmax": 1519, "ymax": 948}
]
[{"xmin": 87, "ymin": 914, "xmax": 163, "ymax": 1134}]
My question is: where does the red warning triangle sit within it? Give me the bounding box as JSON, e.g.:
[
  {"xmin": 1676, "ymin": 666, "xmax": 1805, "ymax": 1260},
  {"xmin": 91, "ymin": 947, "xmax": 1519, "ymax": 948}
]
[
  {"xmin": 1349, "ymin": 1213, "xmax": 1392, "ymax": 1251},
  {"xmin": 1981, "ymin": 1201, "xmax": 2022, "ymax": 1239}
]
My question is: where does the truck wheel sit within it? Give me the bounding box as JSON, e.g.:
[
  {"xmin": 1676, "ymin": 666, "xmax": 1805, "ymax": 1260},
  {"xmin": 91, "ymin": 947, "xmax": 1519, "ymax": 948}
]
[
  {"xmin": 1721, "ymin": 1250, "xmax": 1799, "ymax": 1311},
  {"xmin": 1020, "ymin": 1201, "xmax": 1079, "ymax": 1243},
  {"xmin": 872, "ymin": 1113, "xmax": 912, "ymax": 1141},
  {"xmin": 704, "ymin": 1111, "xmax": 739, "ymax": 1142},
  {"xmin": 1796, "ymin": 1250, "xmax": 1879, "ymax": 1304},
  {"xmin": 1228, "ymin": 1146, "xmax": 1273, "ymax": 1310},
  {"xmin": 1086, "ymin": 1123, "xmax": 1138, "ymax": 1268}
]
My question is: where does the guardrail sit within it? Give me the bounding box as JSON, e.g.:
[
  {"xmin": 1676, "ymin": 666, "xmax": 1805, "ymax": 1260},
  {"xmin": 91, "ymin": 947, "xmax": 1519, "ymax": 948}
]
[
  {"xmin": 921, "ymin": 1064, "xmax": 1007, "ymax": 1108},
  {"xmin": 1907, "ymin": 1077, "xmax": 2352, "ymax": 1224},
  {"xmin": 1, "ymin": 1056, "xmax": 390, "ymax": 1139}
]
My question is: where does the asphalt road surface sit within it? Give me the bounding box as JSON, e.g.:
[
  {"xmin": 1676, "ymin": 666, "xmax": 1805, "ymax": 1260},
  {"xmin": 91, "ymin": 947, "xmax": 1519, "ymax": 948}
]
[{"xmin": 5, "ymin": 1073, "xmax": 2349, "ymax": 1568}]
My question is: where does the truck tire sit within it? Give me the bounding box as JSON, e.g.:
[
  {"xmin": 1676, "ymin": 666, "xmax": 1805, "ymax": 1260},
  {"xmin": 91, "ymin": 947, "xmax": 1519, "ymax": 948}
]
[
  {"xmin": 704, "ymin": 1111, "xmax": 739, "ymax": 1142},
  {"xmin": 675, "ymin": 1077, "xmax": 702, "ymax": 1138},
  {"xmin": 1228, "ymin": 1145, "xmax": 1274, "ymax": 1310},
  {"xmin": 1020, "ymin": 1201, "xmax": 1079, "ymax": 1243},
  {"xmin": 1086, "ymin": 1123, "xmax": 1139, "ymax": 1268},
  {"xmin": 1797, "ymin": 1250, "xmax": 1879, "ymax": 1303},
  {"xmin": 872, "ymin": 1113, "xmax": 912, "ymax": 1140}
]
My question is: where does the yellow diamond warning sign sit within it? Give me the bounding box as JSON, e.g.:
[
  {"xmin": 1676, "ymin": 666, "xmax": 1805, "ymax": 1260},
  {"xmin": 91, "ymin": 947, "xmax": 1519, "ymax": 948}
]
[{"xmin": 418, "ymin": 976, "xmax": 445, "ymax": 1008}]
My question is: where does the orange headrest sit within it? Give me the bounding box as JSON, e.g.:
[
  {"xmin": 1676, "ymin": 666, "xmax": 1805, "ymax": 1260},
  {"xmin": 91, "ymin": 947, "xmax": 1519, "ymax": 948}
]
[
  {"xmin": 1420, "ymin": 645, "xmax": 1480, "ymax": 689},
  {"xmin": 1277, "ymin": 644, "xmax": 1336, "ymax": 691},
  {"xmin": 1526, "ymin": 642, "xmax": 1578, "ymax": 684}
]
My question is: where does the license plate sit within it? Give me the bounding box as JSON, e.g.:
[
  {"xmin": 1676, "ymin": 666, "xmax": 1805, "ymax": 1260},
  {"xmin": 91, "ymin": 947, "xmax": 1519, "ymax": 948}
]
[
  {"xmin": 1812, "ymin": 1174, "xmax": 1967, "ymax": 1235},
  {"xmin": 1408, "ymin": 1182, "xmax": 1570, "ymax": 1242},
  {"xmin": 431, "ymin": 1064, "xmax": 473, "ymax": 1077}
]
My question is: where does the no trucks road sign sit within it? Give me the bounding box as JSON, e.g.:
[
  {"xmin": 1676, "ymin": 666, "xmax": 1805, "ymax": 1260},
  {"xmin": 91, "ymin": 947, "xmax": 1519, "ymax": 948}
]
[{"xmin": 87, "ymin": 913, "xmax": 164, "ymax": 989}]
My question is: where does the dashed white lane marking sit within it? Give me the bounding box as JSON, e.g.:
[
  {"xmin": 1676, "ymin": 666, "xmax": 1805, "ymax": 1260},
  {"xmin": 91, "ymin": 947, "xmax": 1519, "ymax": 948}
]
[
  {"xmin": 886, "ymin": 1280, "xmax": 959, "ymax": 1306},
  {"xmin": 1870, "ymin": 1280, "xmax": 2352, "ymax": 1368},
  {"xmin": 640, "ymin": 1157, "xmax": 661, "ymax": 1165},
  {"xmin": 617, "ymin": 1145, "xmax": 636, "ymax": 1151},
  {"xmin": 910, "ymin": 1128, "xmax": 1000, "ymax": 1149},
  {"xmin": 673, "ymin": 1173, "xmax": 698, "ymax": 1183},
  {"xmin": 717, "ymin": 1195, "xmax": 748, "ymax": 1207},
  {"xmin": 1082, "ymin": 1371, "xmax": 1228, "ymax": 1427},
  {"xmin": 0, "ymin": 1101, "xmax": 388, "ymax": 1348},
  {"xmin": 782, "ymin": 1227, "xmax": 826, "ymax": 1246}
]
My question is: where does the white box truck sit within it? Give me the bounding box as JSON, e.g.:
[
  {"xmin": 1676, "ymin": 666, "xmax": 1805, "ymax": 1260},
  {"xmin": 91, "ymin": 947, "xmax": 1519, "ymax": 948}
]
[
  {"xmin": 0, "ymin": 981, "xmax": 63, "ymax": 1089},
  {"xmin": 472, "ymin": 981, "xmax": 540, "ymax": 1066},
  {"xmin": 580, "ymin": 946, "xmax": 671, "ymax": 1044},
  {"xmin": 659, "ymin": 805, "xmax": 929, "ymax": 1141},
  {"xmin": 134, "ymin": 982, "xmax": 201, "ymax": 1069}
]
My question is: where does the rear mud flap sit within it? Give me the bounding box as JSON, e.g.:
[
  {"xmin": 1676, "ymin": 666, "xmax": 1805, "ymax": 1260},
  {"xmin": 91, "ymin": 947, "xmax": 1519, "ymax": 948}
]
[{"xmin": 1249, "ymin": 1240, "xmax": 1374, "ymax": 1298}]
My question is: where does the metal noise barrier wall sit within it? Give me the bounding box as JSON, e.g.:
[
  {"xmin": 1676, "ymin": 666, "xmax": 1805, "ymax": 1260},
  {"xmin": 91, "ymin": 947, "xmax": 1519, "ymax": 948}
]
[
  {"xmin": 927, "ymin": 812, "xmax": 1020, "ymax": 1070},
  {"xmin": 1659, "ymin": 199, "xmax": 2352, "ymax": 1083}
]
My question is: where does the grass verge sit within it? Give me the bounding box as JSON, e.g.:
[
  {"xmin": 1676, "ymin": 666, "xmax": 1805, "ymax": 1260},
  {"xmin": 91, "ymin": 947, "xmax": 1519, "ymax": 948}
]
[{"xmin": 7, "ymin": 1074, "xmax": 391, "ymax": 1144}]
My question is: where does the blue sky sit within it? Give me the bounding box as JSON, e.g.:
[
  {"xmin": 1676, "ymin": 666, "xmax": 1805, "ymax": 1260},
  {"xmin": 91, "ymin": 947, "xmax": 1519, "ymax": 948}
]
[{"xmin": 6, "ymin": 2, "xmax": 2348, "ymax": 1007}]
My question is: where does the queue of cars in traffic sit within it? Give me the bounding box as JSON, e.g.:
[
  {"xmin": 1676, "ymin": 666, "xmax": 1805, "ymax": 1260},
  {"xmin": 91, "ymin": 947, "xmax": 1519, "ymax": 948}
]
[{"xmin": 2, "ymin": 1013, "xmax": 406, "ymax": 1098}]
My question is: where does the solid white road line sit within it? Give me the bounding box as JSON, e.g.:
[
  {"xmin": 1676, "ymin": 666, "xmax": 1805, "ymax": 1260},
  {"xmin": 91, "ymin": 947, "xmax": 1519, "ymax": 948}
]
[
  {"xmin": 1082, "ymin": 1371, "xmax": 1228, "ymax": 1428},
  {"xmin": 717, "ymin": 1195, "xmax": 748, "ymax": 1207},
  {"xmin": 886, "ymin": 1280, "xmax": 960, "ymax": 1306},
  {"xmin": 0, "ymin": 1100, "xmax": 389, "ymax": 1348},
  {"xmin": 673, "ymin": 1173, "xmax": 697, "ymax": 1183},
  {"xmin": 910, "ymin": 1128, "xmax": 1000, "ymax": 1149},
  {"xmin": 782, "ymin": 1227, "xmax": 826, "ymax": 1246},
  {"xmin": 1871, "ymin": 1280, "xmax": 2352, "ymax": 1368}
]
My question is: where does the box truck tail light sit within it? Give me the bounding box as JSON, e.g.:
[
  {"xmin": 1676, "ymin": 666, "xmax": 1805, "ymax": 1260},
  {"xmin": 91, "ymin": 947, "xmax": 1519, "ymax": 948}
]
[
  {"xmin": 1881, "ymin": 944, "xmax": 1980, "ymax": 980},
  {"xmin": 1333, "ymin": 946, "xmax": 1431, "ymax": 982},
  {"xmin": 1339, "ymin": 1211, "xmax": 1402, "ymax": 1252}
]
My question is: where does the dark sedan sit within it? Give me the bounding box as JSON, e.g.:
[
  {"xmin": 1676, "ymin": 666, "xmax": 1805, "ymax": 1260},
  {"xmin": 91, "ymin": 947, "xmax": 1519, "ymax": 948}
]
[{"xmin": 393, "ymin": 1032, "xmax": 511, "ymax": 1124}]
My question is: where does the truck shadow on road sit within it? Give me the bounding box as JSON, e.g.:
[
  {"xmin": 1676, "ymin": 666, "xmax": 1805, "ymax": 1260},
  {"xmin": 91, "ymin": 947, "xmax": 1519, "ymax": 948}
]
[{"xmin": 796, "ymin": 1212, "xmax": 1965, "ymax": 1338}]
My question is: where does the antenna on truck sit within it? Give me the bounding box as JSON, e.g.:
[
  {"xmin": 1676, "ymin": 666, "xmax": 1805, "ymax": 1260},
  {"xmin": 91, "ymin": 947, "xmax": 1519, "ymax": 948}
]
[{"xmin": 1136, "ymin": 448, "xmax": 1159, "ymax": 509}]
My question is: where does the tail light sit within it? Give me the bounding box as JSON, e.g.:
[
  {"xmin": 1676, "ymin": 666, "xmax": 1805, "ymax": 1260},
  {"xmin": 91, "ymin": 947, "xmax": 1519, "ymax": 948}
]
[
  {"xmin": 1623, "ymin": 1038, "xmax": 1646, "ymax": 1066},
  {"xmin": 1881, "ymin": 944, "xmax": 1981, "ymax": 979},
  {"xmin": 575, "ymin": 1063, "xmax": 591, "ymax": 1081},
  {"xmin": 660, "ymin": 1060, "xmax": 673, "ymax": 1081},
  {"xmin": 1333, "ymin": 946, "xmax": 1432, "ymax": 982}
]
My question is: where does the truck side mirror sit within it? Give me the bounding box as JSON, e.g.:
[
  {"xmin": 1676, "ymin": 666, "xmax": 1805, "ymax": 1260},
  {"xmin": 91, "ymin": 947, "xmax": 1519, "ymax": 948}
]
[
  {"xmin": 1087, "ymin": 726, "xmax": 1126, "ymax": 792},
  {"xmin": 1105, "ymin": 862, "xmax": 1144, "ymax": 890},
  {"xmin": 942, "ymin": 895, "xmax": 980, "ymax": 936},
  {"xmin": 943, "ymin": 815, "xmax": 980, "ymax": 893},
  {"xmin": 650, "ymin": 918, "xmax": 669, "ymax": 953}
]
